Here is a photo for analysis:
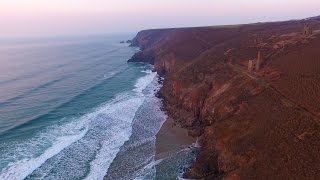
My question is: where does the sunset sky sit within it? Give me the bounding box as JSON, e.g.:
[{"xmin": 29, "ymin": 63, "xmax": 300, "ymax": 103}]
[{"xmin": 0, "ymin": 0, "xmax": 319, "ymax": 37}]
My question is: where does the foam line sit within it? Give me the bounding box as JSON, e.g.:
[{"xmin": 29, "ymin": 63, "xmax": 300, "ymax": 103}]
[{"xmin": 85, "ymin": 71, "xmax": 157, "ymax": 179}]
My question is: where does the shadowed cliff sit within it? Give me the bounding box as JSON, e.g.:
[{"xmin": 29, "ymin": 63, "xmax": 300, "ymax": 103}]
[{"xmin": 129, "ymin": 16, "xmax": 320, "ymax": 179}]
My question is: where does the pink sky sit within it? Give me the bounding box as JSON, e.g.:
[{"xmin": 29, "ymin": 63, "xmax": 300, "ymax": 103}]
[{"xmin": 0, "ymin": 0, "xmax": 319, "ymax": 37}]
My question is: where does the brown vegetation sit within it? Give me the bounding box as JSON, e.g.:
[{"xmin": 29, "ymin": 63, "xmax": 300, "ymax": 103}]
[{"xmin": 129, "ymin": 16, "xmax": 320, "ymax": 179}]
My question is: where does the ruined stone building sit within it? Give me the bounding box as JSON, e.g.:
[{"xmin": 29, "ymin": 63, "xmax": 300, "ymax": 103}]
[
  {"xmin": 248, "ymin": 51, "xmax": 262, "ymax": 72},
  {"xmin": 303, "ymin": 24, "xmax": 313, "ymax": 36}
]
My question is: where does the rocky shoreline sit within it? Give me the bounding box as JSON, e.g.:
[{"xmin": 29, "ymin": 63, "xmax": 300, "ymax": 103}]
[{"xmin": 128, "ymin": 16, "xmax": 320, "ymax": 179}]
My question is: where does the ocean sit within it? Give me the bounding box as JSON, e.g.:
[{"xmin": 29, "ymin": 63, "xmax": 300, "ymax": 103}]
[{"xmin": 0, "ymin": 35, "xmax": 196, "ymax": 180}]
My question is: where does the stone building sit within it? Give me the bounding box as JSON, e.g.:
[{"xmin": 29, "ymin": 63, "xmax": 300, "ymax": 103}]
[
  {"xmin": 248, "ymin": 51, "xmax": 262, "ymax": 72},
  {"xmin": 303, "ymin": 24, "xmax": 313, "ymax": 36}
]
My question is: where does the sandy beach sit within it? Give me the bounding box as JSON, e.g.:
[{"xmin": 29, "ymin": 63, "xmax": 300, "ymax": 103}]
[{"xmin": 155, "ymin": 117, "xmax": 196, "ymax": 160}]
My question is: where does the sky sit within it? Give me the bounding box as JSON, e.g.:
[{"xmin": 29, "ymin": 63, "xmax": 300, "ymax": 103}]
[{"xmin": 0, "ymin": 0, "xmax": 319, "ymax": 37}]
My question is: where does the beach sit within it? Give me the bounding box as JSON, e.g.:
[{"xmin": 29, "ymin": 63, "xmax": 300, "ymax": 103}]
[{"xmin": 155, "ymin": 117, "xmax": 196, "ymax": 160}]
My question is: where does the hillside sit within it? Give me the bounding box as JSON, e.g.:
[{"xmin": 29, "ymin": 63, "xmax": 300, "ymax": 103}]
[{"xmin": 128, "ymin": 17, "xmax": 320, "ymax": 179}]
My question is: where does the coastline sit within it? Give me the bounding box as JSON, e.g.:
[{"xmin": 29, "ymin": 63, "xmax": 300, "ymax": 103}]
[
  {"xmin": 128, "ymin": 17, "xmax": 320, "ymax": 179},
  {"xmin": 155, "ymin": 116, "xmax": 196, "ymax": 160}
]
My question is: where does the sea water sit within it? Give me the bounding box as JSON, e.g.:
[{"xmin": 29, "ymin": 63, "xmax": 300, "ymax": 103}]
[{"xmin": 0, "ymin": 35, "xmax": 196, "ymax": 180}]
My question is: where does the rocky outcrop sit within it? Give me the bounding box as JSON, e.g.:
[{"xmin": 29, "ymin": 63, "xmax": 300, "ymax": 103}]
[{"xmin": 129, "ymin": 16, "xmax": 320, "ymax": 179}]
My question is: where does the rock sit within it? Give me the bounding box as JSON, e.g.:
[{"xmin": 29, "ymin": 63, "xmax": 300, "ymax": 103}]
[{"xmin": 128, "ymin": 15, "xmax": 320, "ymax": 179}]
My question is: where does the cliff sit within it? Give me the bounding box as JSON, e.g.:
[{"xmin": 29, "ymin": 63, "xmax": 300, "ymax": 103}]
[{"xmin": 128, "ymin": 17, "xmax": 320, "ymax": 179}]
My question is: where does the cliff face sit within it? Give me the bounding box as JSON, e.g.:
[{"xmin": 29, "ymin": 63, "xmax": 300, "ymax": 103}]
[{"xmin": 129, "ymin": 17, "xmax": 320, "ymax": 179}]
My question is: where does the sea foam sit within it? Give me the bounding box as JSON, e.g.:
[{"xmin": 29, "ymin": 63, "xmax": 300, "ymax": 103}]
[
  {"xmin": 0, "ymin": 118, "xmax": 89, "ymax": 180},
  {"xmin": 0, "ymin": 70, "xmax": 157, "ymax": 180},
  {"xmin": 85, "ymin": 70, "xmax": 157, "ymax": 180}
]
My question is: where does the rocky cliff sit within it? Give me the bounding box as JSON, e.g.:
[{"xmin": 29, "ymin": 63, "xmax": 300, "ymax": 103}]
[{"xmin": 128, "ymin": 17, "xmax": 320, "ymax": 179}]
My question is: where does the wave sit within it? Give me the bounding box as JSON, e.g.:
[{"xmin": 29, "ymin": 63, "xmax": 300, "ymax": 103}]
[
  {"xmin": 85, "ymin": 70, "xmax": 157, "ymax": 180},
  {"xmin": 0, "ymin": 116, "xmax": 90, "ymax": 180},
  {"xmin": 135, "ymin": 147, "xmax": 197, "ymax": 180},
  {"xmin": 0, "ymin": 77, "xmax": 65, "ymax": 106},
  {"xmin": 134, "ymin": 70, "xmax": 155, "ymax": 93},
  {"xmin": 0, "ymin": 68, "xmax": 157, "ymax": 180},
  {"xmin": 134, "ymin": 158, "xmax": 163, "ymax": 180},
  {"xmin": 104, "ymin": 73, "xmax": 166, "ymax": 180},
  {"xmin": 0, "ymin": 68, "xmax": 126, "ymax": 136},
  {"xmin": 0, "ymin": 46, "xmax": 124, "ymax": 87},
  {"xmin": 0, "ymin": 62, "xmax": 69, "ymax": 86}
]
